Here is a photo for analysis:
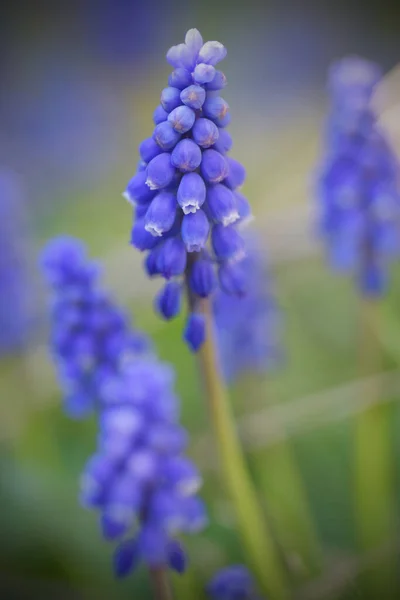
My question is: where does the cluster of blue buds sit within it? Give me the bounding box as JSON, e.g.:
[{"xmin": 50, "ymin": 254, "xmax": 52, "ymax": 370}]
[
  {"xmin": 213, "ymin": 235, "xmax": 281, "ymax": 383},
  {"xmin": 207, "ymin": 565, "xmax": 262, "ymax": 599},
  {"xmin": 42, "ymin": 237, "xmax": 207, "ymax": 577},
  {"xmin": 124, "ymin": 28, "xmax": 252, "ymax": 351},
  {"xmin": 80, "ymin": 356, "xmax": 207, "ymax": 577},
  {"xmin": 317, "ymin": 57, "xmax": 400, "ymax": 296},
  {"xmin": 0, "ymin": 170, "xmax": 32, "ymax": 354},
  {"xmin": 41, "ymin": 237, "xmax": 150, "ymax": 418}
]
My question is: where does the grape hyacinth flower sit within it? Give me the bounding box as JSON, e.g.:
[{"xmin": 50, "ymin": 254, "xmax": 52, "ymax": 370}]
[
  {"xmin": 207, "ymin": 565, "xmax": 262, "ymax": 600},
  {"xmin": 80, "ymin": 355, "xmax": 207, "ymax": 579},
  {"xmin": 0, "ymin": 170, "xmax": 32, "ymax": 354},
  {"xmin": 41, "ymin": 237, "xmax": 150, "ymax": 418},
  {"xmin": 124, "ymin": 28, "xmax": 252, "ymax": 351},
  {"xmin": 317, "ymin": 57, "xmax": 400, "ymax": 296},
  {"xmin": 212, "ymin": 235, "xmax": 281, "ymax": 383}
]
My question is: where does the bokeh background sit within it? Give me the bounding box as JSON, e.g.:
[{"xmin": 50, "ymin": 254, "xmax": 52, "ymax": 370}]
[{"xmin": 2, "ymin": 1, "xmax": 400, "ymax": 598}]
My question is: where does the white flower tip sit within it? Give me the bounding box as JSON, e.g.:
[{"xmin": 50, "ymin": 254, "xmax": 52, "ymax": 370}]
[
  {"xmin": 145, "ymin": 177, "xmax": 158, "ymax": 191},
  {"xmin": 144, "ymin": 223, "xmax": 163, "ymax": 237},
  {"xmin": 221, "ymin": 210, "xmax": 240, "ymax": 226},
  {"xmin": 182, "ymin": 200, "xmax": 200, "ymax": 214},
  {"xmin": 122, "ymin": 190, "xmax": 134, "ymax": 205}
]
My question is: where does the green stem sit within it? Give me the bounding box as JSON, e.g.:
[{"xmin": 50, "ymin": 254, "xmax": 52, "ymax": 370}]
[
  {"xmin": 354, "ymin": 298, "xmax": 396, "ymax": 597},
  {"xmin": 254, "ymin": 436, "xmax": 322, "ymax": 582},
  {"xmin": 195, "ymin": 298, "xmax": 289, "ymax": 600},
  {"xmin": 149, "ymin": 567, "xmax": 174, "ymax": 600}
]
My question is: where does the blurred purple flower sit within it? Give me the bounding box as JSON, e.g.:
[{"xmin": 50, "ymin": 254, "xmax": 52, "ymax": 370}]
[
  {"xmin": 317, "ymin": 57, "xmax": 400, "ymax": 296},
  {"xmin": 212, "ymin": 234, "xmax": 281, "ymax": 384},
  {"xmin": 41, "ymin": 237, "xmax": 150, "ymax": 418},
  {"xmin": 0, "ymin": 169, "xmax": 33, "ymax": 354},
  {"xmin": 207, "ymin": 565, "xmax": 262, "ymax": 599}
]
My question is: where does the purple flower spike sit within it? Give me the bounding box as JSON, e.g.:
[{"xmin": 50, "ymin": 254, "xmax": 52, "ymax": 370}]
[
  {"xmin": 316, "ymin": 56, "xmax": 400, "ymax": 296},
  {"xmin": 207, "ymin": 565, "xmax": 259, "ymax": 600},
  {"xmin": 123, "ymin": 28, "xmax": 252, "ymax": 350}
]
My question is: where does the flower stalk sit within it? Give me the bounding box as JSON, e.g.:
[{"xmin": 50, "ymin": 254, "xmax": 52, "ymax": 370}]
[{"xmin": 190, "ymin": 291, "xmax": 289, "ymax": 599}]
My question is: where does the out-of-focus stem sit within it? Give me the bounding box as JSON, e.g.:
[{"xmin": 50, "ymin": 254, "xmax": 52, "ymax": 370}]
[
  {"xmin": 354, "ymin": 297, "xmax": 396, "ymax": 596},
  {"xmin": 149, "ymin": 567, "xmax": 173, "ymax": 600},
  {"xmin": 194, "ymin": 296, "xmax": 289, "ymax": 600}
]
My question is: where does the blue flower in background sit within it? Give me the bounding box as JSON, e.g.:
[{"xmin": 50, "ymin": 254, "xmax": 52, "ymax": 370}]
[
  {"xmin": 124, "ymin": 29, "xmax": 252, "ymax": 351},
  {"xmin": 317, "ymin": 57, "xmax": 400, "ymax": 296},
  {"xmin": 207, "ymin": 565, "xmax": 262, "ymax": 599},
  {"xmin": 0, "ymin": 169, "xmax": 32, "ymax": 354},
  {"xmin": 81, "ymin": 356, "xmax": 207, "ymax": 577},
  {"xmin": 41, "ymin": 237, "xmax": 150, "ymax": 418},
  {"xmin": 213, "ymin": 234, "xmax": 281, "ymax": 384}
]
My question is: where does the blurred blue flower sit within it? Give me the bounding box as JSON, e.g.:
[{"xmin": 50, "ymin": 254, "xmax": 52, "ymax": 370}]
[
  {"xmin": 207, "ymin": 565, "xmax": 262, "ymax": 599},
  {"xmin": 80, "ymin": 356, "xmax": 207, "ymax": 577},
  {"xmin": 0, "ymin": 169, "xmax": 32, "ymax": 354},
  {"xmin": 41, "ymin": 237, "xmax": 150, "ymax": 418},
  {"xmin": 317, "ymin": 57, "xmax": 400, "ymax": 296},
  {"xmin": 212, "ymin": 234, "xmax": 281, "ymax": 384},
  {"xmin": 124, "ymin": 29, "xmax": 253, "ymax": 351}
]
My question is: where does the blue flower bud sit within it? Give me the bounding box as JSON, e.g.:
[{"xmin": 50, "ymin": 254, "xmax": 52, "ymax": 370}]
[
  {"xmin": 160, "ymin": 87, "xmax": 182, "ymax": 112},
  {"xmin": 224, "ymin": 157, "xmax": 246, "ymax": 190},
  {"xmin": 177, "ymin": 173, "xmax": 206, "ymax": 214},
  {"xmin": 180, "ymin": 85, "xmax": 206, "ymax": 109},
  {"xmin": 171, "ymin": 139, "xmax": 202, "ymax": 173},
  {"xmin": 192, "ymin": 118, "xmax": 219, "ymax": 148},
  {"xmin": 181, "ymin": 210, "xmax": 210, "ymax": 252},
  {"xmin": 189, "ymin": 256, "xmax": 216, "ymax": 297},
  {"xmin": 144, "ymin": 191, "xmax": 177, "ymax": 237},
  {"xmin": 198, "ymin": 41, "xmax": 227, "ymax": 66},
  {"xmin": 153, "ymin": 122, "xmax": 181, "ymax": 150},
  {"xmin": 206, "ymin": 70, "xmax": 227, "ymax": 91},
  {"xmin": 131, "ymin": 219, "xmax": 159, "ymax": 251},
  {"xmin": 218, "ymin": 260, "xmax": 246, "ymax": 295},
  {"xmin": 235, "ymin": 192, "xmax": 253, "ymax": 225},
  {"xmin": 157, "ymin": 237, "xmax": 187, "ymax": 278},
  {"xmin": 184, "ymin": 312, "xmax": 206, "ymax": 352},
  {"xmin": 125, "ymin": 171, "xmax": 156, "ymax": 204},
  {"xmin": 185, "ymin": 28, "xmax": 204, "ymax": 55},
  {"xmin": 203, "ymin": 96, "xmax": 230, "ymax": 123},
  {"xmin": 193, "ymin": 63, "xmax": 216, "ymax": 84},
  {"xmin": 167, "ymin": 43, "xmax": 195, "ymax": 71},
  {"xmin": 144, "ymin": 246, "xmax": 162, "ymax": 277},
  {"xmin": 139, "ymin": 137, "xmax": 163, "ymax": 163},
  {"xmin": 167, "ymin": 540, "xmax": 187, "ymax": 574},
  {"xmin": 155, "ymin": 281, "xmax": 182, "ymax": 320},
  {"xmin": 114, "ymin": 538, "xmax": 140, "ymax": 578},
  {"xmin": 146, "ymin": 153, "xmax": 175, "ymax": 190},
  {"xmin": 168, "ymin": 68, "xmax": 193, "ymax": 90},
  {"xmin": 167, "ymin": 105, "xmax": 196, "ymax": 133},
  {"xmin": 212, "ymin": 129, "xmax": 233, "ymax": 154},
  {"xmin": 206, "ymin": 184, "xmax": 239, "ymax": 225},
  {"xmin": 135, "ymin": 203, "xmax": 149, "ymax": 219},
  {"xmin": 201, "ymin": 149, "xmax": 228, "ymax": 183},
  {"xmin": 153, "ymin": 104, "xmax": 168, "ymax": 125},
  {"xmin": 211, "ymin": 224, "xmax": 245, "ymax": 261},
  {"xmin": 164, "ymin": 456, "xmax": 202, "ymax": 495}
]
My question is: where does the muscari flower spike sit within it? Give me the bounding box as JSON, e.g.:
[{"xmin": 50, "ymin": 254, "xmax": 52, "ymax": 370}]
[
  {"xmin": 0, "ymin": 170, "xmax": 32, "ymax": 354},
  {"xmin": 317, "ymin": 56, "xmax": 400, "ymax": 296},
  {"xmin": 213, "ymin": 234, "xmax": 281, "ymax": 384},
  {"xmin": 80, "ymin": 346, "xmax": 207, "ymax": 577},
  {"xmin": 207, "ymin": 565, "xmax": 263, "ymax": 600},
  {"xmin": 124, "ymin": 28, "xmax": 252, "ymax": 351},
  {"xmin": 41, "ymin": 237, "xmax": 150, "ymax": 418}
]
